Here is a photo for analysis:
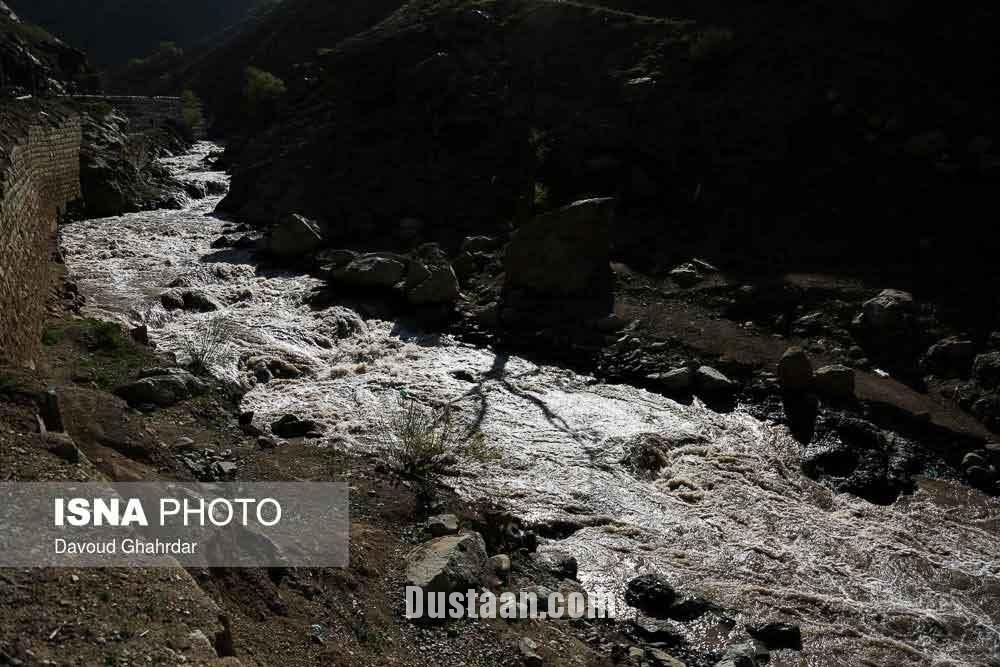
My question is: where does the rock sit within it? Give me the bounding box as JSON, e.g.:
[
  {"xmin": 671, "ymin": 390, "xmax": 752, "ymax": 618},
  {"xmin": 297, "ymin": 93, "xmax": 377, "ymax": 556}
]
[
  {"xmin": 161, "ymin": 289, "xmax": 221, "ymax": 313},
  {"xmin": 205, "ymin": 180, "xmax": 229, "ymax": 196},
  {"xmin": 405, "ymin": 532, "xmax": 488, "ymax": 593},
  {"xmin": 973, "ymin": 352, "xmax": 1000, "ymax": 389},
  {"xmin": 647, "ymin": 367, "xmax": 693, "ymax": 393},
  {"xmin": 182, "ymin": 291, "xmax": 222, "ymax": 313},
  {"xmin": 631, "ymin": 614, "xmax": 684, "ymax": 643},
  {"xmin": 129, "ymin": 325, "xmax": 149, "ymax": 345},
  {"xmin": 536, "ymin": 551, "xmax": 578, "ymax": 579},
  {"xmin": 331, "ymin": 254, "xmax": 407, "ymax": 289},
  {"xmin": 518, "ymin": 637, "xmax": 544, "ymax": 666},
  {"xmin": 855, "ymin": 289, "xmax": 915, "ymax": 337},
  {"xmin": 670, "ymin": 263, "xmax": 703, "ymax": 287},
  {"xmin": 160, "ymin": 289, "xmax": 186, "ymax": 311},
  {"xmin": 624, "ymin": 574, "xmax": 677, "ymax": 615},
  {"xmin": 961, "ymin": 452, "xmax": 987, "ymax": 470},
  {"xmin": 814, "ymin": 365, "xmax": 856, "ymax": 399},
  {"xmin": 183, "ymin": 180, "xmax": 207, "ymax": 199},
  {"xmin": 269, "ymin": 214, "xmax": 324, "ymax": 259},
  {"xmin": 319, "ymin": 306, "xmax": 367, "ymax": 339},
  {"xmin": 666, "ymin": 594, "xmax": 713, "ymax": 621},
  {"xmin": 427, "ymin": 514, "xmax": 460, "ymax": 537},
  {"xmin": 596, "ymin": 313, "xmax": 630, "ymax": 333},
  {"xmin": 257, "ymin": 435, "xmax": 279, "ymax": 449},
  {"xmin": 715, "ymin": 642, "xmax": 767, "ymax": 667},
  {"xmin": 315, "ymin": 248, "xmax": 358, "ymax": 273},
  {"xmin": 695, "ymin": 366, "xmax": 736, "ymax": 393},
  {"xmin": 648, "ymin": 649, "xmax": 686, "ymax": 667},
  {"xmin": 922, "ymin": 338, "xmax": 976, "ymax": 378},
  {"xmin": 46, "ymin": 433, "xmax": 82, "ymax": 464},
  {"xmin": 271, "ymin": 414, "xmax": 320, "ymax": 438},
  {"xmin": 213, "ymin": 461, "xmax": 238, "ymax": 477},
  {"xmin": 747, "ymin": 622, "xmax": 802, "ymax": 650},
  {"xmin": 489, "ymin": 554, "xmax": 511, "ymax": 577},
  {"xmin": 40, "ymin": 388, "xmax": 65, "ymax": 433},
  {"xmin": 778, "ymin": 347, "xmax": 813, "ymax": 391},
  {"xmin": 406, "ymin": 260, "xmax": 460, "ymax": 306},
  {"xmin": 620, "ymin": 432, "xmax": 689, "ymax": 477},
  {"xmin": 504, "ymin": 198, "xmax": 615, "ymax": 317},
  {"xmin": 114, "ymin": 369, "xmax": 208, "ymax": 408},
  {"xmin": 628, "ymin": 647, "xmax": 645, "ymax": 662},
  {"xmin": 211, "ymin": 235, "xmax": 235, "ymax": 249},
  {"xmin": 247, "ymin": 356, "xmax": 302, "ymax": 380}
]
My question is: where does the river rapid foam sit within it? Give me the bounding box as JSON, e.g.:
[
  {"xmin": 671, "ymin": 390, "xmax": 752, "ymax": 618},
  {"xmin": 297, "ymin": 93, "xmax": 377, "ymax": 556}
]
[{"xmin": 61, "ymin": 142, "xmax": 1000, "ymax": 666}]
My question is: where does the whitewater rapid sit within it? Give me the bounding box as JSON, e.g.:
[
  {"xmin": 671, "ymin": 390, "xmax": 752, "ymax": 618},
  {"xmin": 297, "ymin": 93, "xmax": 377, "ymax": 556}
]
[{"xmin": 61, "ymin": 142, "xmax": 1000, "ymax": 666}]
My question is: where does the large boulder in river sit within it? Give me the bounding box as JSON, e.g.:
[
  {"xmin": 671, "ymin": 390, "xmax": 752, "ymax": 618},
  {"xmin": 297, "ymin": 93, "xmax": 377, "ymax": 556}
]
[
  {"xmin": 405, "ymin": 245, "xmax": 460, "ymax": 306},
  {"xmin": 114, "ymin": 369, "xmax": 208, "ymax": 408},
  {"xmin": 624, "ymin": 574, "xmax": 678, "ymax": 615},
  {"xmin": 814, "ymin": 365, "xmax": 856, "ymax": 399},
  {"xmin": 268, "ymin": 214, "xmax": 324, "ymax": 259},
  {"xmin": 160, "ymin": 289, "xmax": 222, "ymax": 313},
  {"xmin": 778, "ymin": 346, "xmax": 813, "ymax": 391},
  {"xmin": 331, "ymin": 253, "xmax": 407, "ymax": 289},
  {"xmin": 503, "ymin": 198, "xmax": 614, "ymax": 324},
  {"xmin": 405, "ymin": 532, "xmax": 488, "ymax": 594}
]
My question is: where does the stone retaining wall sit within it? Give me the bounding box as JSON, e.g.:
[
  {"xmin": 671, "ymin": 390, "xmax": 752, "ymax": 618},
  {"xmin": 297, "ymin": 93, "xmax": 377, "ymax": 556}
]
[
  {"xmin": 68, "ymin": 95, "xmax": 204, "ymax": 137},
  {"xmin": 0, "ymin": 104, "xmax": 82, "ymax": 365}
]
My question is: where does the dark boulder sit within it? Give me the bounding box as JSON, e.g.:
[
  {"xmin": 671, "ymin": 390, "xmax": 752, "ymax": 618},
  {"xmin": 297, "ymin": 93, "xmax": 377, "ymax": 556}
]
[
  {"xmin": 330, "ymin": 253, "xmax": 407, "ymax": 289},
  {"xmin": 746, "ymin": 622, "xmax": 803, "ymax": 650},
  {"xmin": 922, "ymin": 338, "xmax": 976, "ymax": 378},
  {"xmin": 271, "ymin": 414, "xmax": 321, "ymax": 438},
  {"xmin": 503, "ymin": 198, "xmax": 615, "ymax": 324},
  {"xmin": 624, "ymin": 573, "xmax": 678, "ymax": 615},
  {"xmin": 268, "ymin": 214, "xmax": 324, "ymax": 259},
  {"xmin": 114, "ymin": 369, "xmax": 208, "ymax": 408},
  {"xmin": 778, "ymin": 346, "xmax": 814, "ymax": 392}
]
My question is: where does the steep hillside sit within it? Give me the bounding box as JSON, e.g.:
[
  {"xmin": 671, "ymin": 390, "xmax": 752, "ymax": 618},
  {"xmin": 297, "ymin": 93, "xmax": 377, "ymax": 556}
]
[
  {"xmin": 146, "ymin": 0, "xmax": 407, "ymax": 135},
  {"xmin": 215, "ymin": 0, "xmax": 1000, "ymax": 318},
  {"xmin": 8, "ymin": 0, "xmax": 264, "ymax": 66},
  {"xmin": 0, "ymin": 4, "xmax": 94, "ymax": 95}
]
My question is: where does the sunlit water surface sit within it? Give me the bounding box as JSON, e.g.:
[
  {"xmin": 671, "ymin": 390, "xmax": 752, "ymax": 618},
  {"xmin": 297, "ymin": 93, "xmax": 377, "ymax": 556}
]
[{"xmin": 61, "ymin": 143, "xmax": 1000, "ymax": 666}]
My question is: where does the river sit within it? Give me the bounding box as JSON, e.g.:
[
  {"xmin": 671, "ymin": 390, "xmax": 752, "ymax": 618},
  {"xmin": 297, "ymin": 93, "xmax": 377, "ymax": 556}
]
[{"xmin": 60, "ymin": 142, "xmax": 1000, "ymax": 666}]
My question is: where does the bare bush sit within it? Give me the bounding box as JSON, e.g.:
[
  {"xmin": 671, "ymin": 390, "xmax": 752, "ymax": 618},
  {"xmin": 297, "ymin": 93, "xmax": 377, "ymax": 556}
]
[
  {"xmin": 183, "ymin": 316, "xmax": 238, "ymax": 374},
  {"xmin": 355, "ymin": 391, "xmax": 497, "ymax": 510}
]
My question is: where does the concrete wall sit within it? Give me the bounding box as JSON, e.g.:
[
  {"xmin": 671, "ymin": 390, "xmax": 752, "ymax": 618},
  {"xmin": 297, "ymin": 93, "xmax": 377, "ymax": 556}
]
[
  {"xmin": 69, "ymin": 95, "xmax": 205, "ymax": 137},
  {"xmin": 0, "ymin": 106, "xmax": 82, "ymax": 365}
]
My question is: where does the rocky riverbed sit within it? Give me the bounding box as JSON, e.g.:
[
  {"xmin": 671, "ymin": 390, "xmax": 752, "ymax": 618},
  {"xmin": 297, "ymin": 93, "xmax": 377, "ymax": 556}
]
[{"xmin": 59, "ymin": 143, "xmax": 1000, "ymax": 666}]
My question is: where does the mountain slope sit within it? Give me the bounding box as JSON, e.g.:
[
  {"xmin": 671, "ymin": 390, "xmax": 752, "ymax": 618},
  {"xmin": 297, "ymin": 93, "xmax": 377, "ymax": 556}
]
[
  {"xmin": 8, "ymin": 0, "xmax": 264, "ymax": 66},
  {"xmin": 0, "ymin": 3, "xmax": 94, "ymax": 95}
]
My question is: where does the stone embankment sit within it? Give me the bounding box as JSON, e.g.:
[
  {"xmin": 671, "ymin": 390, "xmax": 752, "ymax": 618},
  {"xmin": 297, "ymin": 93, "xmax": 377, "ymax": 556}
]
[{"xmin": 0, "ymin": 102, "xmax": 81, "ymax": 365}]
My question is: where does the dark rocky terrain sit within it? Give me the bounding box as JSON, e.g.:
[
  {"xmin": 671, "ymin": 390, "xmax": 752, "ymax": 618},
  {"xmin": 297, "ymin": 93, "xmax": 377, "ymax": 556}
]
[
  {"xmin": 213, "ymin": 0, "xmax": 1000, "ymax": 305},
  {"xmin": 0, "ymin": 1, "xmax": 94, "ymax": 95}
]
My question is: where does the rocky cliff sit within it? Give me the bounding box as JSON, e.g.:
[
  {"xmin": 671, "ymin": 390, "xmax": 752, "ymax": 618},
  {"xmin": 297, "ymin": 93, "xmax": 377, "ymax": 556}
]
[
  {"xmin": 0, "ymin": 6, "xmax": 94, "ymax": 95},
  {"xmin": 0, "ymin": 102, "xmax": 81, "ymax": 365},
  {"xmin": 214, "ymin": 0, "xmax": 1000, "ymax": 324}
]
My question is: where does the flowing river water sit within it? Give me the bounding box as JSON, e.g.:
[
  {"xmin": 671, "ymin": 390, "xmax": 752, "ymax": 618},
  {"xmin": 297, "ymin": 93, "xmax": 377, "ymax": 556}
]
[{"xmin": 60, "ymin": 143, "xmax": 1000, "ymax": 666}]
